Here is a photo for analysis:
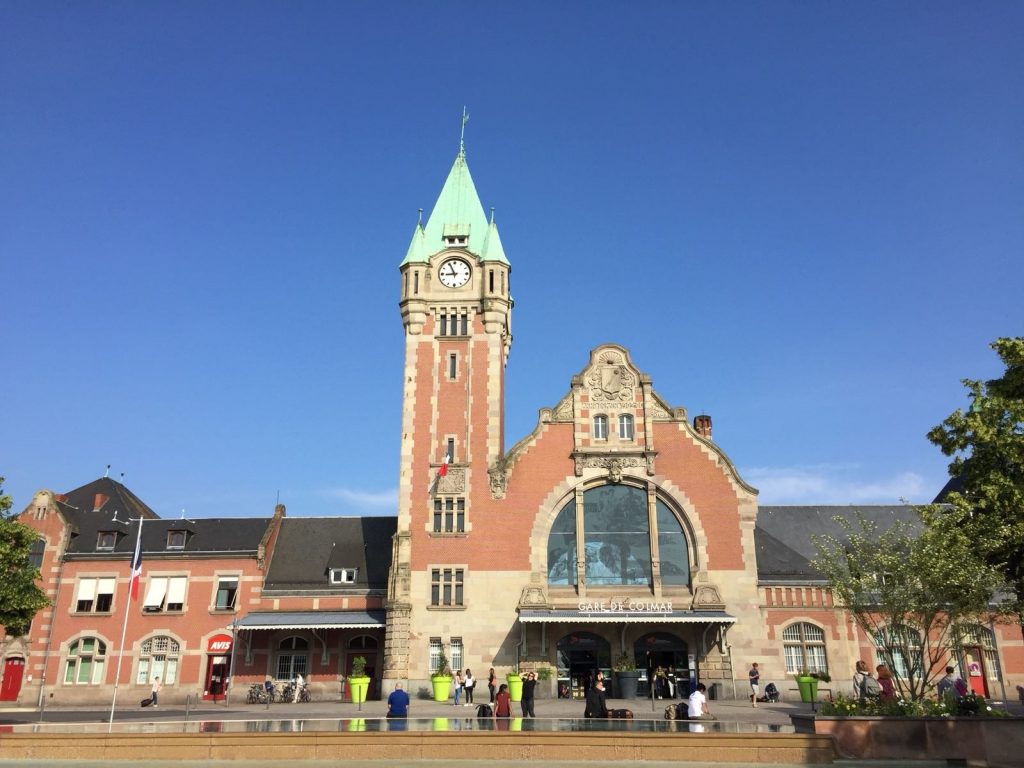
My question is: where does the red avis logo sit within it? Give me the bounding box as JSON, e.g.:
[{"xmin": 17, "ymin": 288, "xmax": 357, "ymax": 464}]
[{"xmin": 208, "ymin": 637, "xmax": 232, "ymax": 652}]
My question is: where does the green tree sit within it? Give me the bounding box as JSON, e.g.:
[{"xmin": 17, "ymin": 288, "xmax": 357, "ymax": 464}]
[
  {"xmin": 928, "ymin": 337, "xmax": 1024, "ymax": 629},
  {"xmin": 0, "ymin": 477, "xmax": 50, "ymax": 636},
  {"xmin": 811, "ymin": 510, "xmax": 1004, "ymax": 700}
]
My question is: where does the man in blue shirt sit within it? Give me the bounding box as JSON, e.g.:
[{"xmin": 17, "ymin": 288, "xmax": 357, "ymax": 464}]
[{"xmin": 387, "ymin": 682, "xmax": 410, "ymax": 718}]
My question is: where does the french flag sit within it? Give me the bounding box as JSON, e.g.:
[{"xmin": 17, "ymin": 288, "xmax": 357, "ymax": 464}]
[
  {"xmin": 129, "ymin": 530, "xmax": 143, "ymax": 601},
  {"xmin": 439, "ymin": 452, "xmax": 451, "ymax": 478}
]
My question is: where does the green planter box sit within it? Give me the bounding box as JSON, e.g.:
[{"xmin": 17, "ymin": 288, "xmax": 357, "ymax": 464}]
[
  {"xmin": 796, "ymin": 676, "xmax": 818, "ymax": 703},
  {"xmin": 348, "ymin": 675, "xmax": 370, "ymax": 704},
  {"xmin": 506, "ymin": 673, "xmax": 523, "ymax": 702},
  {"xmin": 431, "ymin": 676, "xmax": 452, "ymax": 702}
]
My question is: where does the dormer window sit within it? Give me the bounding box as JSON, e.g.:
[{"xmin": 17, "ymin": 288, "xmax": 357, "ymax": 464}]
[
  {"xmin": 96, "ymin": 531, "xmax": 117, "ymax": 550},
  {"xmin": 166, "ymin": 530, "xmax": 187, "ymax": 550},
  {"xmin": 330, "ymin": 568, "xmax": 358, "ymax": 584},
  {"xmin": 444, "ymin": 235, "xmax": 467, "ymax": 246}
]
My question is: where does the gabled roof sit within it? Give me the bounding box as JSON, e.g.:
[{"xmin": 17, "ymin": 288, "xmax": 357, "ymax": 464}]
[
  {"xmin": 754, "ymin": 505, "xmax": 920, "ymax": 583},
  {"xmin": 263, "ymin": 516, "xmax": 396, "ymax": 592}
]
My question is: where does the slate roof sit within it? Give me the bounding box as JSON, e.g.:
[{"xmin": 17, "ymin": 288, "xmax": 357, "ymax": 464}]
[
  {"xmin": 56, "ymin": 476, "xmax": 270, "ymax": 558},
  {"xmin": 754, "ymin": 505, "xmax": 920, "ymax": 584},
  {"xmin": 263, "ymin": 516, "xmax": 397, "ymax": 592}
]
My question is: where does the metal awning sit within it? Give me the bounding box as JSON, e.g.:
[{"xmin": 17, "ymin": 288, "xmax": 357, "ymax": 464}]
[
  {"xmin": 518, "ymin": 609, "xmax": 736, "ymax": 624},
  {"xmin": 234, "ymin": 611, "xmax": 386, "ymax": 630}
]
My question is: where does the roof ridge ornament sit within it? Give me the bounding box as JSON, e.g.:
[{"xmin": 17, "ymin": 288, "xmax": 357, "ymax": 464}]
[{"xmin": 459, "ymin": 106, "xmax": 469, "ymax": 156}]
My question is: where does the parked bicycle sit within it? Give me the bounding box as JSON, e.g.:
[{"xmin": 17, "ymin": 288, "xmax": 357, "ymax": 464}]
[
  {"xmin": 246, "ymin": 684, "xmax": 269, "ymax": 704},
  {"xmin": 279, "ymin": 682, "xmax": 310, "ymax": 703}
]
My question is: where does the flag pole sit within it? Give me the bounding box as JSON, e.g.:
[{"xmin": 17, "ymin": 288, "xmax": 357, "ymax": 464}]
[{"xmin": 109, "ymin": 517, "xmax": 144, "ymax": 729}]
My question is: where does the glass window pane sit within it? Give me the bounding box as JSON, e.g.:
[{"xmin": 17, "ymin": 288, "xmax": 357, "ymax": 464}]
[
  {"xmin": 582, "ymin": 486, "xmax": 651, "ymax": 586},
  {"xmin": 65, "ymin": 660, "xmax": 76, "ymax": 684},
  {"xmin": 137, "ymin": 658, "xmax": 150, "ymax": 684},
  {"xmin": 78, "ymin": 657, "xmax": 92, "ymax": 684},
  {"xmin": 656, "ymin": 501, "xmax": 690, "ymax": 586},
  {"xmin": 547, "ymin": 499, "xmax": 577, "ymax": 585},
  {"xmin": 92, "ymin": 659, "xmax": 105, "ymax": 684}
]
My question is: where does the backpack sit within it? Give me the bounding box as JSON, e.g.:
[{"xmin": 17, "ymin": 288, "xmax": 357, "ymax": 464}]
[
  {"xmin": 862, "ymin": 675, "xmax": 882, "ymax": 698},
  {"xmin": 954, "ymin": 678, "xmax": 969, "ymax": 697},
  {"xmin": 476, "ymin": 704, "xmax": 492, "ymax": 717}
]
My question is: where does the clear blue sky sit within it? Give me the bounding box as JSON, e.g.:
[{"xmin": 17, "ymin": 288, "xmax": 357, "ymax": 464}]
[{"xmin": 2, "ymin": 1, "xmax": 1021, "ymax": 518}]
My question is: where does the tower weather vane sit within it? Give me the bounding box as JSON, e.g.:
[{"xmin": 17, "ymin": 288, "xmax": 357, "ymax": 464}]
[{"xmin": 459, "ymin": 106, "xmax": 469, "ymax": 153}]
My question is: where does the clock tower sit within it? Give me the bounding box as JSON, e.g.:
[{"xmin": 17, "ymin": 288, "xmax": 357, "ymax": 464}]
[{"xmin": 384, "ymin": 143, "xmax": 512, "ymax": 684}]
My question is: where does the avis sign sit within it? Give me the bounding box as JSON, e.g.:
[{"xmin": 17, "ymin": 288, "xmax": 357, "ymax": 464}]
[{"xmin": 207, "ymin": 634, "xmax": 233, "ymax": 653}]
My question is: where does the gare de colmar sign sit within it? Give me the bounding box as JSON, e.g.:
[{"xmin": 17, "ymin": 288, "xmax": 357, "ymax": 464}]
[{"xmin": 578, "ymin": 599, "xmax": 673, "ymax": 613}]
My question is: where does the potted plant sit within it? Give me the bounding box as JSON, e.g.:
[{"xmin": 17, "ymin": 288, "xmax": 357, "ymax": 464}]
[
  {"xmin": 795, "ymin": 670, "xmax": 819, "ymax": 703},
  {"xmin": 613, "ymin": 652, "xmax": 641, "ymax": 698},
  {"xmin": 506, "ymin": 668, "xmax": 523, "ymax": 702},
  {"xmin": 430, "ymin": 649, "xmax": 452, "ymax": 702},
  {"xmin": 348, "ymin": 655, "xmax": 371, "ymax": 704}
]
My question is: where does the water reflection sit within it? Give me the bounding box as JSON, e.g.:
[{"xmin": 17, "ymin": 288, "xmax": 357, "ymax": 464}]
[{"xmin": 7, "ymin": 718, "xmax": 792, "ymax": 735}]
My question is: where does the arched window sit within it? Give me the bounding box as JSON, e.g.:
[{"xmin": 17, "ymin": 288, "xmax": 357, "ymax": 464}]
[
  {"xmin": 874, "ymin": 626, "xmax": 921, "ymax": 679},
  {"xmin": 546, "ymin": 485, "xmax": 690, "ymax": 588},
  {"xmin": 137, "ymin": 635, "xmax": 180, "ymax": 685},
  {"xmin": 64, "ymin": 637, "xmax": 106, "ymax": 685},
  {"xmin": 592, "ymin": 415, "xmax": 608, "ymax": 440},
  {"xmin": 783, "ymin": 623, "xmax": 828, "ymax": 675},
  {"xmin": 276, "ymin": 636, "xmax": 308, "ymax": 680},
  {"xmin": 619, "ymin": 414, "xmax": 634, "ymax": 440},
  {"xmin": 29, "ymin": 539, "xmax": 45, "ymax": 569}
]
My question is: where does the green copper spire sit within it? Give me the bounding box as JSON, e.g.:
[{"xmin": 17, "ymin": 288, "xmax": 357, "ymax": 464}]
[{"xmin": 480, "ymin": 211, "xmax": 509, "ymax": 265}]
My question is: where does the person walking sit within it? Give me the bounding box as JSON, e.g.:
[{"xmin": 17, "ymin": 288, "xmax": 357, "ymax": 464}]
[
  {"xmin": 463, "ymin": 669, "xmax": 475, "ymax": 705},
  {"xmin": 749, "ymin": 662, "xmax": 760, "ymax": 707},
  {"xmin": 150, "ymin": 676, "xmax": 162, "ymax": 708},
  {"xmin": 293, "ymin": 672, "xmax": 304, "ymax": 702},
  {"xmin": 521, "ymin": 671, "xmax": 537, "ymax": 717},
  {"xmin": 488, "ymin": 667, "xmax": 497, "ymax": 703}
]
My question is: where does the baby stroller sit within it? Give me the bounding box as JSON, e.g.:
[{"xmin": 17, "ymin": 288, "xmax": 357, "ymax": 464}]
[{"xmin": 763, "ymin": 682, "xmax": 780, "ymax": 703}]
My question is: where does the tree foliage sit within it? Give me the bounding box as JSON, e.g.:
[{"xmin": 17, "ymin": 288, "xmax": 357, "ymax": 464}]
[
  {"xmin": 928, "ymin": 337, "xmax": 1024, "ymax": 622},
  {"xmin": 0, "ymin": 476, "xmax": 50, "ymax": 636},
  {"xmin": 811, "ymin": 509, "xmax": 1005, "ymax": 700}
]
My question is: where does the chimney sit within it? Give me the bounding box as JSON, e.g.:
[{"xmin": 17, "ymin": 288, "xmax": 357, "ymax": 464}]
[
  {"xmin": 694, "ymin": 414, "xmax": 712, "ymax": 440},
  {"xmin": 93, "ymin": 493, "xmax": 109, "ymax": 512}
]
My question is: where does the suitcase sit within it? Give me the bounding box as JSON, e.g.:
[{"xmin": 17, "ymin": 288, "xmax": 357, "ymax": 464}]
[{"xmin": 140, "ymin": 697, "xmax": 152, "ymax": 707}]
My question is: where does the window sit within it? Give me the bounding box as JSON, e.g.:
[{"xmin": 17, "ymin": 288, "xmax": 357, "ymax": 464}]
[
  {"xmin": 433, "ymin": 497, "xmax": 465, "ymax": 533},
  {"xmin": 414, "ymin": 271, "xmax": 419, "ymax": 295},
  {"xmin": 64, "ymin": 637, "xmax": 106, "ymax": 685},
  {"xmin": 28, "ymin": 539, "xmax": 45, "ymax": 569},
  {"xmin": 429, "ymin": 638, "xmax": 443, "ymax": 674},
  {"xmin": 329, "ymin": 568, "xmax": 358, "ymax": 584},
  {"xmin": 430, "ymin": 568, "xmax": 464, "ymax": 607},
  {"xmin": 96, "ymin": 531, "xmax": 116, "ymax": 550},
  {"xmin": 275, "ymin": 636, "xmax": 309, "ymax": 680},
  {"xmin": 783, "ymin": 623, "xmax": 828, "ymax": 675},
  {"xmin": 143, "ymin": 576, "xmax": 187, "ymax": 612},
  {"xmin": 214, "ymin": 577, "xmax": 238, "ymax": 610},
  {"xmin": 460, "ymin": 313, "xmax": 468, "ymax": 336},
  {"xmin": 137, "ymin": 635, "xmax": 180, "ymax": 685},
  {"xmin": 874, "ymin": 626, "xmax": 922, "ymax": 679},
  {"xmin": 957, "ymin": 624, "xmax": 1001, "ymax": 681},
  {"xmin": 440, "ymin": 313, "xmax": 448, "ymax": 336},
  {"xmin": 448, "ymin": 353, "xmax": 457, "ymax": 380},
  {"xmin": 547, "ymin": 484, "xmax": 690, "ymax": 589},
  {"xmin": 592, "ymin": 415, "xmax": 608, "ymax": 440},
  {"xmin": 446, "ymin": 438, "xmax": 456, "ymax": 463},
  {"xmin": 489, "ymin": 270, "xmax": 494, "ymax": 292},
  {"xmin": 74, "ymin": 577, "xmax": 116, "ymax": 613},
  {"xmin": 450, "ymin": 638, "xmax": 464, "ymax": 671},
  {"xmin": 166, "ymin": 530, "xmax": 187, "ymax": 550},
  {"xmin": 619, "ymin": 414, "xmax": 634, "ymax": 440}
]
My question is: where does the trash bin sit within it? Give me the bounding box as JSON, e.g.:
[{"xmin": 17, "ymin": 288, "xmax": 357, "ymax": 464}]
[{"xmin": 708, "ymin": 682, "xmax": 721, "ymax": 700}]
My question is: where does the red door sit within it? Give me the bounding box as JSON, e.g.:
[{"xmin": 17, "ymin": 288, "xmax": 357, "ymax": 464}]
[
  {"xmin": 0, "ymin": 657, "xmax": 25, "ymax": 701},
  {"xmin": 963, "ymin": 649, "xmax": 988, "ymax": 696}
]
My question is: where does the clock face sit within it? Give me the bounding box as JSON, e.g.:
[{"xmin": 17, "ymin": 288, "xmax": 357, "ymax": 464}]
[{"xmin": 438, "ymin": 258, "xmax": 471, "ymax": 288}]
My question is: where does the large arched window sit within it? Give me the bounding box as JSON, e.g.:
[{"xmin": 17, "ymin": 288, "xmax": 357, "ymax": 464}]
[
  {"xmin": 137, "ymin": 635, "xmax": 180, "ymax": 685},
  {"xmin": 956, "ymin": 624, "xmax": 1001, "ymax": 683},
  {"xmin": 276, "ymin": 636, "xmax": 308, "ymax": 680},
  {"xmin": 783, "ymin": 623, "xmax": 828, "ymax": 675},
  {"xmin": 546, "ymin": 484, "xmax": 690, "ymax": 588},
  {"xmin": 64, "ymin": 637, "xmax": 106, "ymax": 685}
]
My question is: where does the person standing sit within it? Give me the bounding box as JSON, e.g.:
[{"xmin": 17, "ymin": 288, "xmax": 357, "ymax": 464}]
[
  {"xmin": 521, "ymin": 671, "xmax": 537, "ymax": 718},
  {"xmin": 584, "ymin": 679, "xmax": 608, "ymax": 718},
  {"xmin": 687, "ymin": 683, "xmax": 715, "ymax": 720},
  {"xmin": 150, "ymin": 676, "xmax": 162, "ymax": 708},
  {"xmin": 853, "ymin": 660, "xmax": 869, "ymax": 700},
  {"xmin": 876, "ymin": 664, "xmax": 896, "ymax": 701},
  {"xmin": 463, "ymin": 669, "xmax": 475, "ymax": 705},
  {"xmin": 453, "ymin": 670, "xmax": 463, "ymax": 706},
  {"xmin": 488, "ymin": 667, "xmax": 497, "ymax": 703},
  {"xmin": 749, "ymin": 662, "xmax": 760, "ymax": 707},
  {"xmin": 293, "ymin": 672, "xmax": 304, "ymax": 702},
  {"xmin": 493, "ymin": 682, "xmax": 512, "ymax": 719},
  {"xmin": 386, "ymin": 682, "xmax": 410, "ymax": 718}
]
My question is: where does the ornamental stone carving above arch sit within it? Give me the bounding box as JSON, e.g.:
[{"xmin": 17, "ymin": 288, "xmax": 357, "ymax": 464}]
[{"xmin": 585, "ymin": 350, "xmax": 637, "ymax": 402}]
